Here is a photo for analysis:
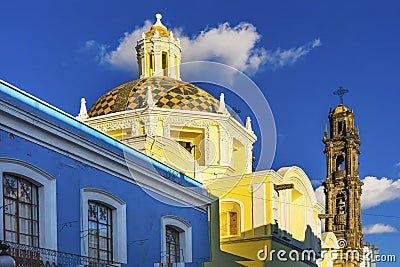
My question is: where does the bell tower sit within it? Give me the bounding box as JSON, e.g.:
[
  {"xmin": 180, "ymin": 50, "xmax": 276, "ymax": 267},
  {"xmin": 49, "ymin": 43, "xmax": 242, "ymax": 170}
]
[
  {"xmin": 322, "ymin": 89, "xmax": 364, "ymax": 266},
  {"xmin": 136, "ymin": 13, "xmax": 182, "ymax": 79}
]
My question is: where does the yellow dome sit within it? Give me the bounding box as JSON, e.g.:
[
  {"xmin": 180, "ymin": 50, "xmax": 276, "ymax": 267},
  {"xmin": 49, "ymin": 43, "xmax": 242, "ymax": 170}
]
[
  {"xmin": 145, "ymin": 25, "xmax": 170, "ymax": 38},
  {"xmin": 144, "ymin": 14, "xmax": 171, "ymax": 38},
  {"xmin": 333, "ymin": 104, "xmax": 349, "ymax": 114},
  {"xmin": 87, "ymin": 77, "xmax": 220, "ymax": 118}
]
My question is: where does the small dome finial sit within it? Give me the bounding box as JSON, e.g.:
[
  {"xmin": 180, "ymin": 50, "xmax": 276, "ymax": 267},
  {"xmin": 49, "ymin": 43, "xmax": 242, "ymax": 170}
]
[
  {"xmin": 154, "ymin": 13, "xmax": 164, "ymax": 27},
  {"xmin": 77, "ymin": 97, "xmax": 88, "ymax": 120},
  {"xmin": 218, "ymin": 93, "xmax": 226, "ymax": 113},
  {"xmin": 246, "ymin": 117, "xmax": 254, "ymax": 133}
]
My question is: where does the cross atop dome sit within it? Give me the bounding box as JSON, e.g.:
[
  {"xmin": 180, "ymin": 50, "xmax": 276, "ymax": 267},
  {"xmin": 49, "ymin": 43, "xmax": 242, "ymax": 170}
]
[{"xmin": 136, "ymin": 13, "xmax": 182, "ymax": 79}]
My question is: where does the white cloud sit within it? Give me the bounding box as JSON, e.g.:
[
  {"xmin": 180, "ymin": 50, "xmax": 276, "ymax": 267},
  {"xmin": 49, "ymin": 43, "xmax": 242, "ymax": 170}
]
[
  {"xmin": 265, "ymin": 39, "xmax": 321, "ymax": 70},
  {"xmin": 178, "ymin": 22, "xmax": 267, "ymax": 75},
  {"xmin": 361, "ymin": 176, "xmax": 400, "ymax": 209},
  {"xmin": 84, "ymin": 40, "xmax": 109, "ymax": 63},
  {"xmin": 86, "ymin": 21, "xmax": 320, "ymax": 76},
  {"xmin": 363, "ymin": 223, "xmax": 398, "ymax": 235},
  {"xmin": 396, "ymin": 162, "xmax": 400, "ymax": 167},
  {"xmin": 314, "ymin": 176, "xmax": 400, "ymax": 210},
  {"xmin": 86, "ymin": 20, "xmax": 153, "ymax": 73}
]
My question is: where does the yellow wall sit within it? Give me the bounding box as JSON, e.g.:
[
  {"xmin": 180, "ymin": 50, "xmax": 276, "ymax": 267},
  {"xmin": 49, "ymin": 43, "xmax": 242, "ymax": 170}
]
[{"xmin": 207, "ymin": 167, "xmax": 324, "ymax": 266}]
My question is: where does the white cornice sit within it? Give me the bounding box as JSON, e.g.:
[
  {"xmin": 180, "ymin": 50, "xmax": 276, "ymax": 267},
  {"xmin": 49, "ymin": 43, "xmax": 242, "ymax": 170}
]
[
  {"xmin": 0, "ymin": 98, "xmax": 213, "ymax": 210},
  {"xmin": 85, "ymin": 107, "xmax": 257, "ymax": 143}
]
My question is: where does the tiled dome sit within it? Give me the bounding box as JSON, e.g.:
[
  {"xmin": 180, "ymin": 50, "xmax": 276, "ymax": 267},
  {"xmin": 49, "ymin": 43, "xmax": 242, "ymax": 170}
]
[{"xmin": 87, "ymin": 77, "xmax": 220, "ymax": 118}]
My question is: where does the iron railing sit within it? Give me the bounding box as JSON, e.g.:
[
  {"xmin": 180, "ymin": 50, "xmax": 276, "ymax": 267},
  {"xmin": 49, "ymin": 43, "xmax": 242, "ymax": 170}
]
[{"xmin": 5, "ymin": 241, "xmax": 118, "ymax": 267}]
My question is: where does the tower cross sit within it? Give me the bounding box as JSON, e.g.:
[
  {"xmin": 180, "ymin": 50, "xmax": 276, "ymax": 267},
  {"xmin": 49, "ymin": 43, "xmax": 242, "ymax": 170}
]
[{"xmin": 333, "ymin": 86, "xmax": 349, "ymax": 104}]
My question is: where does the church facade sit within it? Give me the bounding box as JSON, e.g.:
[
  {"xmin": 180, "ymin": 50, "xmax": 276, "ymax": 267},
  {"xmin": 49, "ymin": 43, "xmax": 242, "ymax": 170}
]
[{"xmin": 77, "ymin": 14, "xmax": 331, "ymax": 267}]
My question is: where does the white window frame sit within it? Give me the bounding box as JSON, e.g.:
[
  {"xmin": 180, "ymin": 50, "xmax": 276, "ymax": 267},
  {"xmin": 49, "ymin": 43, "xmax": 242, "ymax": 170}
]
[
  {"xmin": 0, "ymin": 158, "xmax": 57, "ymax": 250},
  {"xmin": 80, "ymin": 188, "xmax": 127, "ymax": 264},
  {"xmin": 161, "ymin": 215, "xmax": 192, "ymax": 264}
]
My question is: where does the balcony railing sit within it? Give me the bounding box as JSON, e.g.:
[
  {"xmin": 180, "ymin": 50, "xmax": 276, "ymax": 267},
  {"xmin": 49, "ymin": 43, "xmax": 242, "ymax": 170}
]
[{"xmin": 5, "ymin": 241, "xmax": 118, "ymax": 267}]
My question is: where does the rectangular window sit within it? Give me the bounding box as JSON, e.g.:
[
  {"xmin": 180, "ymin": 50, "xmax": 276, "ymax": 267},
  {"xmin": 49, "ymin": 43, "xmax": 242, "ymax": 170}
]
[
  {"xmin": 149, "ymin": 53, "xmax": 154, "ymax": 76},
  {"xmin": 88, "ymin": 201, "xmax": 113, "ymax": 262},
  {"xmin": 166, "ymin": 226, "xmax": 180, "ymax": 263},
  {"xmin": 162, "ymin": 52, "xmax": 168, "ymax": 76},
  {"xmin": 3, "ymin": 174, "xmax": 39, "ymax": 247}
]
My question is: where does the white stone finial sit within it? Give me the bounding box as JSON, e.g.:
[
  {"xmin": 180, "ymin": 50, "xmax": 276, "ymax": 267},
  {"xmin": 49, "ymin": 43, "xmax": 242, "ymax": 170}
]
[
  {"xmin": 170, "ymin": 31, "xmax": 174, "ymax": 39},
  {"xmin": 77, "ymin": 97, "xmax": 88, "ymax": 120},
  {"xmin": 146, "ymin": 86, "xmax": 155, "ymax": 108},
  {"xmin": 153, "ymin": 29, "xmax": 159, "ymax": 37},
  {"xmin": 142, "ymin": 32, "xmax": 145, "ymax": 38},
  {"xmin": 154, "ymin": 13, "xmax": 164, "ymax": 27},
  {"xmin": 218, "ymin": 93, "xmax": 226, "ymax": 113},
  {"xmin": 246, "ymin": 117, "xmax": 253, "ymax": 133}
]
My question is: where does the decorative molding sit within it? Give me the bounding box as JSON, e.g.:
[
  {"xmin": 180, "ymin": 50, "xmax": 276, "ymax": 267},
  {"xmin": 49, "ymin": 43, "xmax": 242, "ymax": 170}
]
[
  {"xmin": 0, "ymin": 98, "xmax": 213, "ymax": 209},
  {"xmin": 162, "ymin": 120, "xmax": 170, "ymax": 138},
  {"xmin": 131, "ymin": 121, "xmax": 139, "ymax": 137},
  {"xmin": 204, "ymin": 125, "xmax": 211, "ymax": 165}
]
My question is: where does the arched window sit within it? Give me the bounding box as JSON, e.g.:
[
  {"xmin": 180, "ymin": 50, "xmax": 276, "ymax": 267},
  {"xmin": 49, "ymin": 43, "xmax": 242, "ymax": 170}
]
[
  {"xmin": 3, "ymin": 174, "xmax": 39, "ymax": 247},
  {"xmin": 336, "ymin": 155, "xmax": 345, "ymax": 171},
  {"xmin": 161, "ymin": 216, "xmax": 192, "ymax": 263},
  {"xmin": 219, "ymin": 201, "xmax": 241, "ymax": 237},
  {"xmin": 0, "ymin": 159, "xmax": 57, "ymax": 250}
]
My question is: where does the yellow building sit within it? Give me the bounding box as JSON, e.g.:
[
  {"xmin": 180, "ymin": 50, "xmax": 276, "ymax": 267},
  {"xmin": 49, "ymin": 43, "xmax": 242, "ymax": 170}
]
[
  {"xmin": 206, "ymin": 167, "xmax": 324, "ymax": 266},
  {"xmin": 78, "ymin": 14, "xmax": 338, "ymax": 266}
]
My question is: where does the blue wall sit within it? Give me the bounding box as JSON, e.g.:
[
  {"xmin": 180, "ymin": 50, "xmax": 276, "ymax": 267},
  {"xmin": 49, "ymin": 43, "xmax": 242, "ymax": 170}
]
[{"xmin": 0, "ymin": 128, "xmax": 210, "ymax": 266}]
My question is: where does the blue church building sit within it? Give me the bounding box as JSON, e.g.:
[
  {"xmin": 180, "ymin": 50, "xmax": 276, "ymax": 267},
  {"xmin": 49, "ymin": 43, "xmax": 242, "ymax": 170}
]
[{"xmin": 0, "ymin": 79, "xmax": 214, "ymax": 266}]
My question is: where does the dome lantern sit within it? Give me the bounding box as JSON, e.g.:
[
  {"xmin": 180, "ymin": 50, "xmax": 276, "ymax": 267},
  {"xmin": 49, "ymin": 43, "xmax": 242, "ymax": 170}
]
[{"xmin": 136, "ymin": 14, "xmax": 182, "ymax": 80}]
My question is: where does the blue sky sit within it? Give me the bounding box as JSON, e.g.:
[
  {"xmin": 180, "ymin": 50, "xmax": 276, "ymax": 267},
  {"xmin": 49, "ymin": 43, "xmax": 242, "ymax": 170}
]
[{"xmin": 1, "ymin": 0, "xmax": 399, "ymax": 263}]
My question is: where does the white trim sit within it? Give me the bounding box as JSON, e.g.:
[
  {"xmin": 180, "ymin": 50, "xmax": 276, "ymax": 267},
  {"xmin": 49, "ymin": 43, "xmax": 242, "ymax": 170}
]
[
  {"xmin": 161, "ymin": 216, "xmax": 192, "ymax": 263},
  {"xmin": 251, "ymin": 183, "xmax": 267, "ymax": 230},
  {"xmin": 0, "ymin": 158, "xmax": 57, "ymax": 250},
  {"xmin": 219, "ymin": 199, "xmax": 245, "ymax": 233},
  {"xmin": 80, "ymin": 188, "xmax": 127, "ymax": 264}
]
